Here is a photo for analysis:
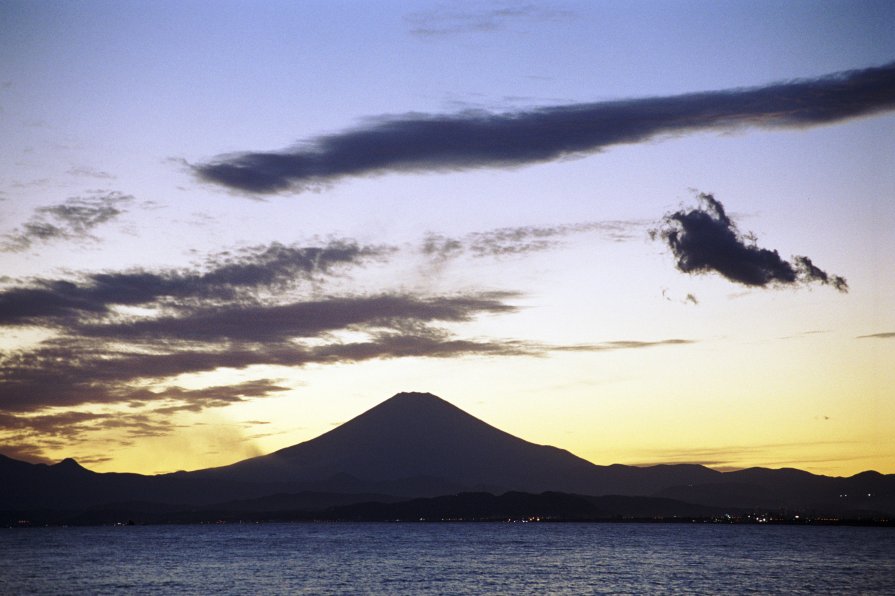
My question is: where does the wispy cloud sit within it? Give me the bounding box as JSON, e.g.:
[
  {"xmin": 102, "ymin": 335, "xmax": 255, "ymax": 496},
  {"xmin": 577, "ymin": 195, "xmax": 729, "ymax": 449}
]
[
  {"xmin": 857, "ymin": 331, "xmax": 895, "ymax": 339},
  {"xmin": 0, "ymin": 380, "xmax": 285, "ymax": 466},
  {"xmin": 0, "ymin": 290, "xmax": 526, "ymax": 413},
  {"xmin": 194, "ymin": 62, "xmax": 895, "ymax": 195},
  {"xmin": 0, "ymin": 407, "xmax": 184, "ymax": 445},
  {"xmin": 406, "ymin": 2, "xmax": 573, "ymax": 37},
  {"xmin": 0, "ymin": 239, "xmax": 387, "ymax": 326},
  {"xmin": 423, "ymin": 220, "xmax": 646, "ymax": 261},
  {"xmin": 554, "ymin": 339, "xmax": 693, "ymax": 352},
  {"xmin": 652, "ymin": 192, "xmax": 848, "ymax": 292},
  {"xmin": 2, "ymin": 192, "xmax": 133, "ymax": 252},
  {"xmin": 66, "ymin": 166, "xmax": 116, "ymax": 180},
  {"xmin": 632, "ymin": 439, "xmax": 859, "ymax": 470}
]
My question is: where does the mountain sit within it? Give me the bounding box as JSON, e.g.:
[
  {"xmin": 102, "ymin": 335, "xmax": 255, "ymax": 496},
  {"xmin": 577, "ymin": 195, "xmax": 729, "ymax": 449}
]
[
  {"xmin": 195, "ymin": 392, "xmax": 728, "ymax": 497},
  {"xmin": 194, "ymin": 391, "xmax": 626, "ymax": 495},
  {"xmin": 655, "ymin": 468, "xmax": 895, "ymax": 515},
  {"xmin": 3, "ymin": 391, "xmax": 894, "ymax": 520},
  {"xmin": 0, "ymin": 453, "xmax": 288, "ymax": 511}
]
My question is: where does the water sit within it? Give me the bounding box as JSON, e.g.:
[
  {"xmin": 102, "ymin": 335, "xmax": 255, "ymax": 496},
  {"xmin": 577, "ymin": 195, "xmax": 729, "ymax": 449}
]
[{"xmin": 1, "ymin": 523, "xmax": 893, "ymax": 594}]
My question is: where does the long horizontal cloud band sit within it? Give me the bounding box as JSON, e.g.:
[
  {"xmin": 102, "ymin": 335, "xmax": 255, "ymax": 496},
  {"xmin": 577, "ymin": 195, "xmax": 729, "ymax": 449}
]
[
  {"xmin": 0, "ymin": 241, "xmax": 382, "ymax": 325},
  {"xmin": 195, "ymin": 62, "xmax": 895, "ymax": 193}
]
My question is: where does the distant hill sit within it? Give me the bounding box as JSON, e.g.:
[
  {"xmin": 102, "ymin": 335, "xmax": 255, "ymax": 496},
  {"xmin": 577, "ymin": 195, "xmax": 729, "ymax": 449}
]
[{"xmin": 3, "ymin": 391, "xmax": 894, "ymax": 522}]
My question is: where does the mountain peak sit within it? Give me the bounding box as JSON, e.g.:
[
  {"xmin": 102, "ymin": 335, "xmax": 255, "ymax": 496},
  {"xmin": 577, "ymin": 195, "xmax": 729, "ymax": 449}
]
[
  {"xmin": 387, "ymin": 391, "xmax": 445, "ymax": 404},
  {"xmin": 336, "ymin": 391, "xmax": 470, "ymax": 434},
  {"xmin": 391, "ymin": 391, "xmax": 439, "ymax": 398},
  {"xmin": 52, "ymin": 458, "xmax": 89, "ymax": 474},
  {"xmin": 349, "ymin": 391, "xmax": 466, "ymax": 425}
]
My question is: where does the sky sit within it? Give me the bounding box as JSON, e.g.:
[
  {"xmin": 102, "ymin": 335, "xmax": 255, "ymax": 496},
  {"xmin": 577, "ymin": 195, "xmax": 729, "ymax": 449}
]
[{"xmin": 1, "ymin": 0, "xmax": 893, "ymax": 477}]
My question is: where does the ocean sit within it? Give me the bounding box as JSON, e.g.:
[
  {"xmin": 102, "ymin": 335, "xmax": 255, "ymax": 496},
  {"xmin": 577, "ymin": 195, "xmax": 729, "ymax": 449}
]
[{"xmin": 1, "ymin": 522, "xmax": 893, "ymax": 594}]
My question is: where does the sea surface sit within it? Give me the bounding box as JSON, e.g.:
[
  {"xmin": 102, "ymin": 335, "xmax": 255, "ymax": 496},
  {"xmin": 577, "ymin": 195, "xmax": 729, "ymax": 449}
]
[{"xmin": 1, "ymin": 522, "xmax": 893, "ymax": 594}]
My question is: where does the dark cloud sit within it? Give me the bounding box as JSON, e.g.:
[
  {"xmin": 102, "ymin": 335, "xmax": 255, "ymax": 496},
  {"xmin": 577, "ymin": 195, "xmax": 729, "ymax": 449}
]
[
  {"xmin": 305, "ymin": 335, "xmax": 694, "ymax": 371},
  {"xmin": 0, "ymin": 410, "xmax": 102, "ymax": 440},
  {"xmin": 791, "ymin": 256, "xmax": 848, "ymax": 292},
  {"xmin": 2, "ymin": 192, "xmax": 133, "ymax": 252},
  {"xmin": 41, "ymin": 192, "xmax": 130, "ymax": 227},
  {"xmin": 0, "ymin": 239, "xmax": 385, "ymax": 326},
  {"xmin": 422, "ymin": 234, "xmax": 465, "ymax": 262},
  {"xmin": 194, "ymin": 62, "xmax": 895, "ymax": 194},
  {"xmin": 309, "ymin": 331, "xmax": 538, "ymax": 364},
  {"xmin": 74, "ymin": 293, "xmax": 519, "ymax": 344},
  {"xmin": 653, "ymin": 192, "xmax": 848, "ymax": 292},
  {"xmin": 140, "ymin": 380, "xmax": 293, "ymax": 414},
  {"xmin": 0, "ymin": 291, "xmax": 524, "ymax": 413}
]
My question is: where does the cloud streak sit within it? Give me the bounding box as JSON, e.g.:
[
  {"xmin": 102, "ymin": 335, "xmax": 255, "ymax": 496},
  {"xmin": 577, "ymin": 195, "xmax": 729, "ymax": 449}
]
[
  {"xmin": 857, "ymin": 331, "xmax": 895, "ymax": 339},
  {"xmin": 194, "ymin": 62, "xmax": 895, "ymax": 194},
  {"xmin": 0, "ymin": 239, "xmax": 386, "ymax": 326},
  {"xmin": 2, "ymin": 192, "xmax": 133, "ymax": 252},
  {"xmin": 422, "ymin": 220, "xmax": 646, "ymax": 262},
  {"xmin": 653, "ymin": 193, "xmax": 848, "ymax": 292},
  {"xmin": 0, "ymin": 291, "xmax": 529, "ymax": 413},
  {"xmin": 406, "ymin": 3, "xmax": 573, "ymax": 37}
]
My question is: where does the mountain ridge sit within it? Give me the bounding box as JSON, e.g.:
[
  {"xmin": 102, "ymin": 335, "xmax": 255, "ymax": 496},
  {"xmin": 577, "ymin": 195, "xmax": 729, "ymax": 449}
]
[{"xmin": 3, "ymin": 391, "xmax": 894, "ymax": 518}]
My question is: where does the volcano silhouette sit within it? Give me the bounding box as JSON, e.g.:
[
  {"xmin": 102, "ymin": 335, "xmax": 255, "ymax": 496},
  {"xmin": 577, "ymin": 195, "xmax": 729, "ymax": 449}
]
[
  {"xmin": 4, "ymin": 391, "xmax": 894, "ymax": 520},
  {"xmin": 198, "ymin": 392, "xmax": 613, "ymax": 495}
]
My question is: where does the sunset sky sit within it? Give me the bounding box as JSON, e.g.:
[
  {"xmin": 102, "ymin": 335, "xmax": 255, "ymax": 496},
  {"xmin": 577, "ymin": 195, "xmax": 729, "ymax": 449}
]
[{"xmin": 2, "ymin": 0, "xmax": 893, "ymax": 477}]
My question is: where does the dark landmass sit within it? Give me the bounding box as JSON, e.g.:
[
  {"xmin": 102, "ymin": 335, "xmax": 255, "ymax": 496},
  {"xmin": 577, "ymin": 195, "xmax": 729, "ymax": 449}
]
[
  {"xmin": 3, "ymin": 392, "xmax": 894, "ymax": 525},
  {"xmin": 3, "ymin": 490, "xmax": 714, "ymax": 526},
  {"xmin": 325, "ymin": 491, "xmax": 727, "ymax": 522},
  {"xmin": 4, "ymin": 490, "xmax": 891, "ymax": 527}
]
